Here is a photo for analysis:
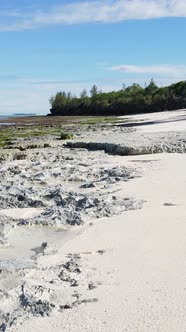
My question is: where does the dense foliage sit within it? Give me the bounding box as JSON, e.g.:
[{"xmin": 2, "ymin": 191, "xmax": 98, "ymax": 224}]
[{"xmin": 49, "ymin": 80, "xmax": 186, "ymax": 116}]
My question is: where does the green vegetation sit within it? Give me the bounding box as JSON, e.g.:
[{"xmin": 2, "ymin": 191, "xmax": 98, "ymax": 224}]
[
  {"xmin": 74, "ymin": 116, "xmax": 120, "ymax": 125},
  {"xmin": 0, "ymin": 125, "xmax": 72, "ymax": 148},
  {"xmin": 60, "ymin": 132, "xmax": 73, "ymax": 140},
  {"xmin": 49, "ymin": 80, "xmax": 186, "ymax": 116}
]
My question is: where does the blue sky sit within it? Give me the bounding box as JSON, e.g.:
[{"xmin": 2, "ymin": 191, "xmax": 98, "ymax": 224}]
[{"xmin": 0, "ymin": 0, "xmax": 186, "ymax": 114}]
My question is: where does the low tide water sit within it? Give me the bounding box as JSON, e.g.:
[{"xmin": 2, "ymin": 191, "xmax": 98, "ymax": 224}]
[
  {"xmin": 0, "ymin": 225, "xmax": 77, "ymax": 292},
  {"xmin": 0, "ymin": 226, "xmax": 71, "ymax": 262},
  {"xmin": 0, "ymin": 115, "xmax": 11, "ymax": 125},
  {"xmin": 0, "ymin": 114, "xmax": 36, "ymax": 126},
  {"xmin": 0, "ymin": 115, "xmax": 11, "ymax": 119},
  {"xmin": 0, "ymin": 114, "xmax": 20, "ymax": 126}
]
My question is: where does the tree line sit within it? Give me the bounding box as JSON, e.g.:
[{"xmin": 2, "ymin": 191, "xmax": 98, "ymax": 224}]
[{"xmin": 48, "ymin": 80, "xmax": 186, "ymax": 116}]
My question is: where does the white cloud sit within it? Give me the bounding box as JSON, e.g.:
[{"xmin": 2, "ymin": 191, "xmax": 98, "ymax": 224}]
[
  {"xmin": 110, "ymin": 64, "xmax": 186, "ymax": 77},
  {"xmin": 1, "ymin": 0, "xmax": 186, "ymax": 31}
]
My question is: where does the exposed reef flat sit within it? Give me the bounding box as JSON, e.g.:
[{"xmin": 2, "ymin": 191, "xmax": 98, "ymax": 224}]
[
  {"xmin": 0, "ymin": 109, "xmax": 186, "ymax": 331},
  {"xmin": 0, "ymin": 139, "xmax": 141, "ymax": 330}
]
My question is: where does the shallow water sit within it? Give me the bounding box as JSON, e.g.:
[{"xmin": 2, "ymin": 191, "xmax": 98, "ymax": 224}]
[
  {"xmin": 0, "ymin": 225, "xmax": 80, "ymax": 294},
  {"xmin": 0, "ymin": 122, "xmax": 16, "ymax": 126},
  {"xmin": 0, "ymin": 225, "xmax": 73, "ymax": 262}
]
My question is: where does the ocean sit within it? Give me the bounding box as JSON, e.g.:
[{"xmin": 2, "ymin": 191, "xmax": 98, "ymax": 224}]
[
  {"xmin": 0, "ymin": 115, "xmax": 13, "ymax": 125},
  {"xmin": 0, "ymin": 115, "xmax": 11, "ymax": 119}
]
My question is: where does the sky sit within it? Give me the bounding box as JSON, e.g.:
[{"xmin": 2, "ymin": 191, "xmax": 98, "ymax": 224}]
[{"xmin": 0, "ymin": 0, "xmax": 186, "ymax": 115}]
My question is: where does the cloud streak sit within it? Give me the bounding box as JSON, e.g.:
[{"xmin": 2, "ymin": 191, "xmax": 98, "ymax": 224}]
[
  {"xmin": 110, "ymin": 64, "xmax": 186, "ymax": 77},
  {"xmin": 1, "ymin": 0, "xmax": 186, "ymax": 31}
]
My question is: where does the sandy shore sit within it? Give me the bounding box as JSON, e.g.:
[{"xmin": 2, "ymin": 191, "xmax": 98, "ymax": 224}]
[{"xmin": 0, "ymin": 109, "xmax": 186, "ymax": 331}]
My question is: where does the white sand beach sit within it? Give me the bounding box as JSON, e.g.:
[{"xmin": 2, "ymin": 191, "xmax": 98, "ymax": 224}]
[{"xmin": 0, "ymin": 109, "xmax": 186, "ymax": 331}]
